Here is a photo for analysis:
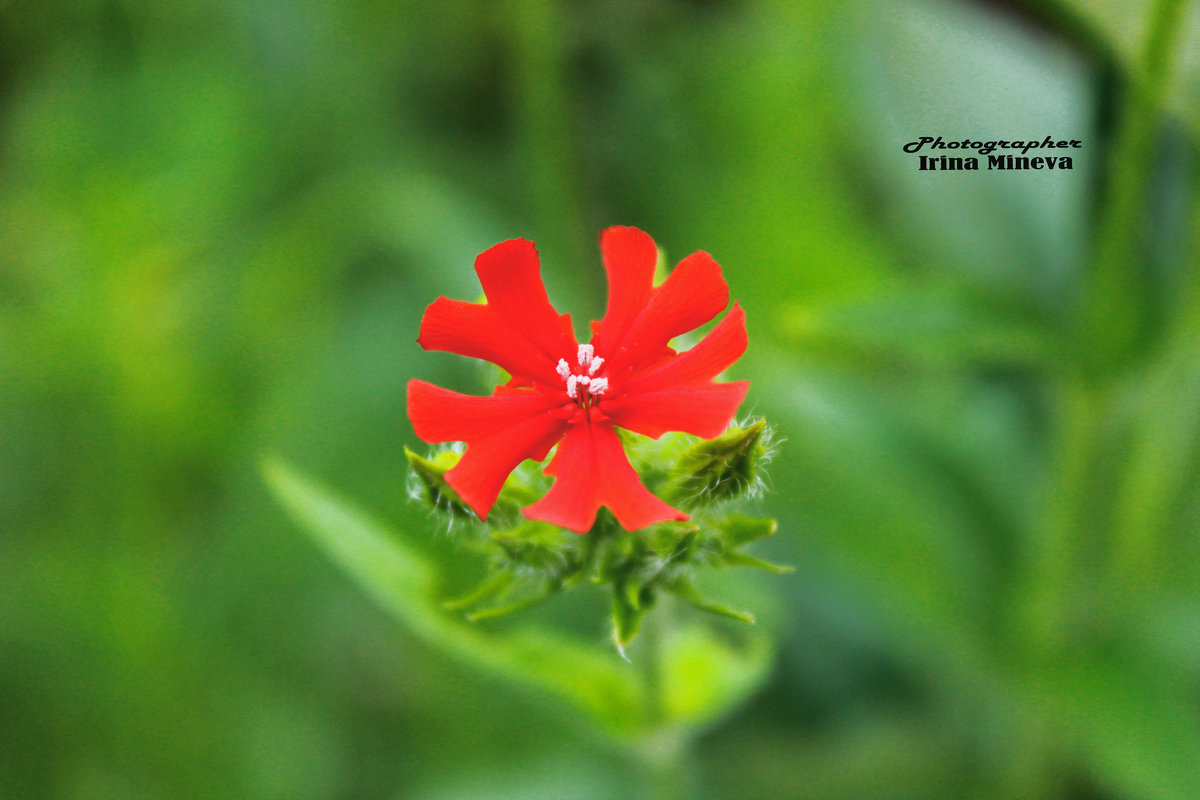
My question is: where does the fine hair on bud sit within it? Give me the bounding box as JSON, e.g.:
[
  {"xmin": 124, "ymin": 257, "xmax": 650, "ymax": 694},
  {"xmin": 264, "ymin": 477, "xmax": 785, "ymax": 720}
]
[
  {"xmin": 405, "ymin": 443, "xmax": 479, "ymax": 536},
  {"xmin": 668, "ymin": 417, "xmax": 780, "ymax": 510}
]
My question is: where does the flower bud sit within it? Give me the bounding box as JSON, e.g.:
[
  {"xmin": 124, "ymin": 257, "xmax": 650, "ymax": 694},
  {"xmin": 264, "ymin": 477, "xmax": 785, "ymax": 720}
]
[
  {"xmin": 668, "ymin": 419, "xmax": 774, "ymax": 508},
  {"xmin": 405, "ymin": 447, "xmax": 476, "ymax": 520}
]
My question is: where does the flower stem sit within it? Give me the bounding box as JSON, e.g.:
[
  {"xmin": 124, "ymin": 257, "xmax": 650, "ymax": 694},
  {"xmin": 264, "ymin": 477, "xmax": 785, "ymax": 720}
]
[
  {"xmin": 1018, "ymin": 377, "xmax": 1102, "ymax": 654},
  {"xmin": 506, "ymin": 0, "xmax": 591, "ymax": 273},
  {"xmin": 1023, "ymin": 0, "xmax": 1192, "ymax": 651},
  {"xmin": 1096, "ymin": 0, "xmax": 1194, "ymax": 600},
  {"xmin": 631, "ymin": 597, "xmax": 701, "ymax": 800},
  {"xmin": 634, "ymin": 731, "xmax": 697, "ymax": 800},
  {"xmin": 1078, "ymin": 0, "xmax": 1191, "ymax": 373}
]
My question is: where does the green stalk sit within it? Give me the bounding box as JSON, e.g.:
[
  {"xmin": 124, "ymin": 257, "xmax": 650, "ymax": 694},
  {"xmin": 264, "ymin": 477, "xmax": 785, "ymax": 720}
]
[
  {"xmin": 1094, "ymin": 0, "xmax": 1195, "ymax": 599},
  {"xmin": 1108, "ymin": 134, "xmax": 1200, "ymax": 597},
  {"xmin": 1019, "ymin": 377, "xmax": 1102, "ymax": 654},
  {"xmin": 1025, "ymin": 0, "xmax": 1193, "ymax": 645},
  {"xmin": 1184, "ymin": 159, "xmax": 1200, "ymax": 324},
  {"xmin": 1078, "ymin": 0, "xmax": 1191, "ymax": 373},
  {"xmin": 635, "ymin": 730, "xmax": 696, "ymax": 800},
  {"xmin": 506, "ymin": 0, "xmax": 590, "ymax": 272},
  {"xmin": 632, "ymin": 599, "xmax": 700, "ymax": 800}
]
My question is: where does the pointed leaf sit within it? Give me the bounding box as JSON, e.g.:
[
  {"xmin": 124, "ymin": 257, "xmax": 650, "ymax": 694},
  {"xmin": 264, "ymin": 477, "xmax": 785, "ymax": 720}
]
[
  {"xmin": 612, "ymin": 579, "xmax": 647, "ymax": 648},
  {"xmin": 442, "ymin": 572, "xmax": 514, "ymax": 612},
  {"xmin": 667, "ymin": 578, "xmax": 755, "ymax": 623},
  {"xmin": 262, "ymin": 457, "xmax": 649, "ymax": 735},
  {"xmin": 720, "ymin": 515, "xmax": 780, "ymax": 547},
  {"xmin": 1030, "ymin": 649, "xmax": 1200, "ymax": 800},
  {"xmin": 721, "ymin": 551, "xmax": 794, "ymax": 575}
]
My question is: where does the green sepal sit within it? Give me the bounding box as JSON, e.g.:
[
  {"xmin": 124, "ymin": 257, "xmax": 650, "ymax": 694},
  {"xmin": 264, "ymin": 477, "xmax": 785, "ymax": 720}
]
[
  {"xmin": 591, "ymin": 513, "xmax": 635, "ymax": 584},
  {"xmin": 721, "ymin": 551, "xmax": 794, "ymax": 575},
  {"xmin": 442, "ymin": 572, "xmax": 514, "ymax": 612},
  {"xmin": 612, "ymin": 576, "xmax": 654, "ymax": 648},
  {"xmin": 720, "ymin": 515, "xmax": 778, "ymax": 547},
  {"xmin": 446, "ymin": 568, "xmax": 567, "ymax": 622},
  {"xmin": 667, "ymin": 578, "xmax": 755, "ymax": 623},
  {"xmin": 640, "ymin": 521, "xmax": 704, "ymax": 566},
  {"xmin": 709, "ymin": 514, "xmax": 791, "ymax": 572},
  {"xmin": 489, "ymin": 521, "xmax": 575, "ymax": 574},
  {"xmin": 465, "ymin": 588, "xmax": 560, "ymax": 622},
  {"xmin": 448, "ymin": 522, "xmax": 583, "ymax": 619}
]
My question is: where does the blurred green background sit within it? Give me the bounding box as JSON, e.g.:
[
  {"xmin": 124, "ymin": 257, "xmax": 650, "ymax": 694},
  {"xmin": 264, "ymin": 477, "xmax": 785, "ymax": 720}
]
[{"xmin": 3, "ymin": 0, "xmax": 1199, "ymax": 798}]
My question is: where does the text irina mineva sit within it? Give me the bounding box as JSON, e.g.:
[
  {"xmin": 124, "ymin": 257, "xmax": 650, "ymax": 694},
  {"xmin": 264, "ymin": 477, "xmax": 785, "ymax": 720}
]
[{"xmin": 903, "ymin": 135, "xmax": 1081, "ymax": 171}]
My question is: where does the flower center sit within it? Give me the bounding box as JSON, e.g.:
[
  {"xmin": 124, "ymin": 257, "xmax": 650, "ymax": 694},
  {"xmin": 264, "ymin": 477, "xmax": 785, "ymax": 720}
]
[{"xmin": 557, "ymin": 344, "xmax": 608, "ymax": 404}]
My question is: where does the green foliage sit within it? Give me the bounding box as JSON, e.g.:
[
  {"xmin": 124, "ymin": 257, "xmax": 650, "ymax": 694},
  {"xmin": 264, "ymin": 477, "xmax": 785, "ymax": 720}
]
[
  {"xmin": 4, "ymin": 0, "xmax": 1200, "ymax": 798},
  {"xmin": 262, "ymin": 457, "xmax": 648, "ymax": 735},
  {"xmin": 263, "ymin": 457, "xmax": 773, "ymax": 743},
  {"xmin": 404, "ymin": 420, "xmax": 786, "ymax": 652}
]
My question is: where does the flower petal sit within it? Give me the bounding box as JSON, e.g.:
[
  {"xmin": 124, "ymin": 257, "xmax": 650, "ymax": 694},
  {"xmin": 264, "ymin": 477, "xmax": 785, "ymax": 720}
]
[
  {"xmin": 417, "ymin": 297, "xmax": 560, "ymax": 384},
  {"xmin": 604, "ymin": 381, "xmax": 748, "ymax": 439},
  {"xmin": 474, "ymin": 238, "xmax": 577, "ymax": 363},
  {"xmin": 591, "ymin": 226, "xmax": 658, "ymax": 355},
  {"xmin": 524, "ymin": 424, "xmax": 687, "ymax": 533},
  {"xmin": 624, "ymin": 303, "xmax": 746, "ymax": 394},
  {"xmin": 444, "ymin": 412, "xmax": 568, "ymax": 520},
  {"xmin": 605, "ymin": 250, "xmax": 729, "ymax": 377},
  {"xmin": 407, "ymin": 379, "xmax": 563, "ymax": 442}
]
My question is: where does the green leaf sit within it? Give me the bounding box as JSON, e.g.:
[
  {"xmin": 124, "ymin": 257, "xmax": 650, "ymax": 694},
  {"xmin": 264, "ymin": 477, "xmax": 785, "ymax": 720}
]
[
  {"xmin": 720, "ymin": 515, "xmax": 779, "ymax": 548},
  {"xmin": 657, "ymin": 623, "xmax": 774, "ymax": 731},
  {"xmin": 265, "ymin": 456, "xmax": 437, "ymax": 606},
  {"xmin": 465, "ymin": 591, "xmax": 558, "ymax": 622},
  {"xmin": 262, "ymin": 457, "xmax": 649, "ymax": 736},
  {"xmin": 782, "ymin": 282, "xmax": 1055, "ymax": 372},
  {"xmin": 750, "ymin": 346, "xmax": 998, "ymax": 678},
  {"xmin": 667, "ymin": 578, "xmax": 755, "ymax": 624},
  {"xmin": 720, "ymin": 551, "xmax": 795, "ymax": 575},
  {"xmin": 1046, "ymin": 0, "xmax": 1200, "ymax": 141},
  {"xmin": 1109, "ymin": 323, "xmax": 1200, "ymax": 589},
  {"xmin": 1029, "ymin": 649, "xmax": 1200, "ymax": 800},
  {"xmin": 490, "ymin": 521, "xmax": 575, "ymax": 573},
  {"xmin": 442, "ymin": 572, "xmax": 514, "ymax": 612},
  {"xmin": 611, "ymin": 578, "xmax": 649, "ymax": 651},
  {"xmin": 853, "ymin": 0, "xmax": 1096, "ymax": 312}
]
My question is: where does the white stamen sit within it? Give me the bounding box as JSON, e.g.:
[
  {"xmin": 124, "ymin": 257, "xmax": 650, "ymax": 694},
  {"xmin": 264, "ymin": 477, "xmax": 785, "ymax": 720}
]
[{"xmin": 561, "ymin": 346, "xmax": 607, "ymax": 402}]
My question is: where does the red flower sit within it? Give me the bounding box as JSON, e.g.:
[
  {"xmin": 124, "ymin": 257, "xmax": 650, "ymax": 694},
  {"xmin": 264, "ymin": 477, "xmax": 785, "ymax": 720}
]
[{"xmin": 406, "ymin": 226, "xmax": 748, "ymax": 533}]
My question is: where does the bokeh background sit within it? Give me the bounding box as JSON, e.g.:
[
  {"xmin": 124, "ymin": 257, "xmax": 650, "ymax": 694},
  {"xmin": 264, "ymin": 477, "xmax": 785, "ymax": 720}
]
[{"xmin": 3, "ymin": 0, "xmax": 1199, "ymax": 798}]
